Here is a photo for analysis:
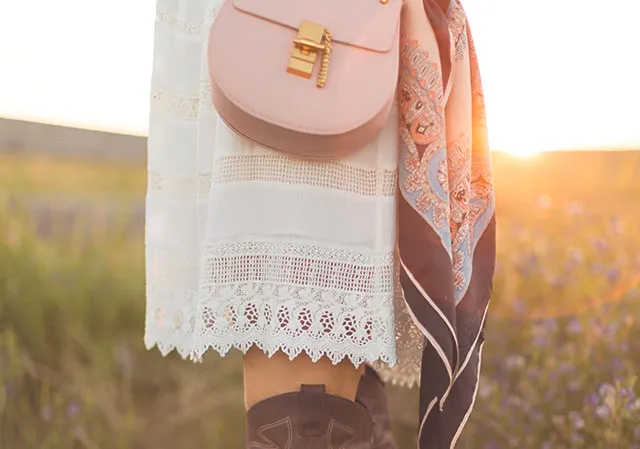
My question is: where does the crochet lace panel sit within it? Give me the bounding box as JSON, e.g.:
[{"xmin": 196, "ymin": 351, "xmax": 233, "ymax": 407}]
[
  {"xmin": 145, "ymin": 244, "xmax": 423, "ymax": 387},
  {"xmin": 191, "ymin": 241, "xmax": 397, "ymax": 364}
]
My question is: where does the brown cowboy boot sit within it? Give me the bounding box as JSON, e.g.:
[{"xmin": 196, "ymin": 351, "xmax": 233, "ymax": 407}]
[
  {"xmin": 246, "ymin": 384, "xmax": 372, "ymax": 448},
  {"xmin": 355, "ymin": 366, "xmax": 398, "ymax": 449}
]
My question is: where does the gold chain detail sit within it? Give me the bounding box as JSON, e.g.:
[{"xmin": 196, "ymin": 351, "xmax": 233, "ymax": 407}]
[{"xmin": 316, "ymin": 31, "xmax": 332, "ymax": 88}]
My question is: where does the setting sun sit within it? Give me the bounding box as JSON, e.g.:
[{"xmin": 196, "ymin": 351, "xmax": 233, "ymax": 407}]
[{"xmin": 502, "ymin": 146, "xmax": 541, "ymax": 158}]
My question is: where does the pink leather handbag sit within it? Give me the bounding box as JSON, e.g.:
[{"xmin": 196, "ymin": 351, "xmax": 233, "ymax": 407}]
[{"xmin": 208, "ymin": 0, "xmax": 403, "ymax": 159}]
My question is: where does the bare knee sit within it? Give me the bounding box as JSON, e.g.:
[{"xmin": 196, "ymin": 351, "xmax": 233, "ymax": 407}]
[{"xmin": 243, "ymin": 347, "xmax": 364, "ymax": 410}]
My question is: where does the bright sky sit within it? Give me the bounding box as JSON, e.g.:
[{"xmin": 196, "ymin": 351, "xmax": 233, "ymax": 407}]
[{"xmin": 0, "ymin": 0, "xmax": 639, "ymax": 154}]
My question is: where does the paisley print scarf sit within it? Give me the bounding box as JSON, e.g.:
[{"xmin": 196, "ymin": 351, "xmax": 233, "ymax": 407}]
[{"xmin": 398, "ymin": 0, "xmax": 496, "ymax": 446}]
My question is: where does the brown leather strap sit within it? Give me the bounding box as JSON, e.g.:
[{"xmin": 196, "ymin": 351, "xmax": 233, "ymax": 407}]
[{"xmin": 299, "ymin": 384, "xmax": 327, "ymax": 437}]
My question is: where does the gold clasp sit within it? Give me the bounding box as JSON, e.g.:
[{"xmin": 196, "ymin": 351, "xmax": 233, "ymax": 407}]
[
  {"xmin": 287, "ymin": 20, "xmax": 332, "ymax": 88},
  {"xmin": 287, "ymin": 20, "xmax": 325, "ymax": 79}
]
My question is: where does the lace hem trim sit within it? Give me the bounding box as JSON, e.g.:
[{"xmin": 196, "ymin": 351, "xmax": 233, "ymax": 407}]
[
  {"xmin": 144, "ymin": 244, "xmax": 423, "ymax": 388},
  {"xmin": 189, "ymin": 330, "xmax": 397, "ymax": 368},
  {"xmin": 144, "ymin": 305, "xmax": 398, "ymax": 369},
  {"xmin": 144, "ymin": 333, "xmax": 193, "ymax": 360},
  {"xmin": 191, "ymin": 278, "xmax": 397, "ymax": 364},
  {"xmin": 144, "ymin": 330, "xmax": 421, "ymax": 388},
  {"xmin": 144, "ymin": 332, "xmax": 421, "ymax": 390}
]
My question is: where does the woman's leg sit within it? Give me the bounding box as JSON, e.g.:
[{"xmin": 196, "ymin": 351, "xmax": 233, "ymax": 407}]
[
  {"xmin": 243, "ymin": 346, "xmax": 365, "ymax": 410},
  {"xmin": 243, "ymin": 347, "xmax": 373, "ymax": 448}
]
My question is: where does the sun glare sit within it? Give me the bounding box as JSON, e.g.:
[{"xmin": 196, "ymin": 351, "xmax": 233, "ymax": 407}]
[{"xmin": 503, "ymin": 147, "xmax": 541, "ymax": 158}]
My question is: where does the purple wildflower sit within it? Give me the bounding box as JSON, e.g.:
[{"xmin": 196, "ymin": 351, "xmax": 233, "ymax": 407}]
[
  {"xmin": 506, "ymin": 355, "xmax": 525, "ymax": 370},
  {"xmin": 570, "ymin": 432, "xmax": 584, "ymax": 445},
  {"xmin": 569, "ymin": 379, "xmax": 581, "ymax": 392},
  {"xmin": 590, "ymin": 237, "xmax": 610, "ymax": 253},
  {"xmin": 558, "ymin": 361, "xmax": 576, "ymax": 374},
  {"xmin": 41, "ymin": 405, "xmax": 53, "ymax": 422},
  {"xmin": 536, "ymin": 195, "xmax": 551, "ymax": 210},
  {"xmin": 531, "ymin": 410, "xmax": 544, "ymax": 422},
  {"xmin": 541, "ymin": 318, "xmax": 558, "ymax": 333},
  {"xmin": 478, "ymin": 381, "xmax": 496, "ymax": 399},
  {"xmin": 513, "ymin": 298, "xmax": 526, "ymax": 315},
  {"xmin": 606, "ymin": 267, "xmax": 621, "ymax": 284},
  {"xmin": 565, "ymin": 201, "xmax": 584, "ymax": 217},
  {"xmin": 527, "ymin": 367, "xmax": 543, "ymax": 380},
  {"xmin": 592, "ymin": 262, "xmax": 606, "ymax": 275},
  {"xmin": 611, "ymin": 358, "xmax": 624, "ymax": 372},
  {"xmin": 595, "ymin": 404, "xmax": 612, "ymax": 419},
  {"xmin": 610, "ymin": 215, "xmax": 622, "ymax": 236},
  {"xmin": 566, "ymin": 318, "xmax": 582, "ymax": 334},
  {"xmin": 613, "ymin": 374, "xmax": 624, "ymax": 385},
  {"xmin": 598, "ymin": 383, "xmax": 616, "ymax": 398},
  {"xmin": 66, "ymin": 402, "xmax": 81, "ymax": 419},
  {"xmin": 605, "ymin": 321, "xmax": 620, "ymax": 336},
  {"xmin": 549, "ymin": 274, "xmax": 567, "ymax": 288},
  {"xmin": 627, "ymin": 398, "xmax": 640, "ymax": 412},
  {"xmin": 531, "ymin": 320, "xmax": 556, "ymax": 347},
  {"xmin": 544, "ymin": 388, "xmax": 557, "ymax": 401},
  {"xmin": 518, "ymin": 252, "xmax": 540, "ymax": 276},
  {"xmin": 618, "ymin": 386, "xmax": 634, "ymax": 400},
  {"xmin": 532, "ymin": 334, "xmax": 549, "ymax": 347},
  {"xmin": 593, "ymin": 318, "xmax": 607, "ymax": 335},
  {"xmin": 569, "ymin": 411, "xmax": 585, "ymax": 429},
  {"xmin": 564, "ymin": 248, "xmax": 583, "ymax": 271},
  {"xmin": 585, "ymin": 392, "xmax": 600, "ymax": 406}
]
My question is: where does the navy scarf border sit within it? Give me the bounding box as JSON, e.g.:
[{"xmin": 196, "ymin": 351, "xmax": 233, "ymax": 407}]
[{"xmin": 398, "ymin": 1, "xmax": 497, "ymax": 447}]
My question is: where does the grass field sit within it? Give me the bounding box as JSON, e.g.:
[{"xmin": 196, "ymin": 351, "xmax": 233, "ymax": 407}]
[{"xmin": 2, "ymin": 150, "xmax": 640, "ymax": 449}]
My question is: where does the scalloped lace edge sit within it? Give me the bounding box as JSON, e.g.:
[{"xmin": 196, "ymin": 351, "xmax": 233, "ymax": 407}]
[{"xmin": 144, "ymin": 332, "xmax": 421, "ymax": 388}]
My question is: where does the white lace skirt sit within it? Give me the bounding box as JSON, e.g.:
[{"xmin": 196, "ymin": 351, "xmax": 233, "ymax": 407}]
[
  {"xmin": 145, "ymin": 109, "xmax": 423, "ymax": 386},
  {"xmin": 144, "ymin": 0, "xmax": 422, "ymax": 385}
]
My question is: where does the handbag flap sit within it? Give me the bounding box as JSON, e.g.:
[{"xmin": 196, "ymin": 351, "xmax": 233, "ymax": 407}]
[{"xmin": 232, "ymin": 0, "xmax": 403, "ymax": 53}]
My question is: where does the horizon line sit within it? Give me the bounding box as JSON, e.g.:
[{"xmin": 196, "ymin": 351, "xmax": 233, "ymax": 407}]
[{"xmin": 1, "ymin": 114, "xmax": 639, "ymax": 153}]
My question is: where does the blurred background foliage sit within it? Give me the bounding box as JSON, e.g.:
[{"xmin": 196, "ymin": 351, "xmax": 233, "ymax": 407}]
[{"xmin": 1, "ymin": 150, "xmax": 640, "ymax": 448}]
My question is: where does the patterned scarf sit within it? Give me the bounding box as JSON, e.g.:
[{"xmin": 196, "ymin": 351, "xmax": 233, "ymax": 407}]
[{"xmin": 398, "ymin": 0, "xmax": 496, "ymax": 446}]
